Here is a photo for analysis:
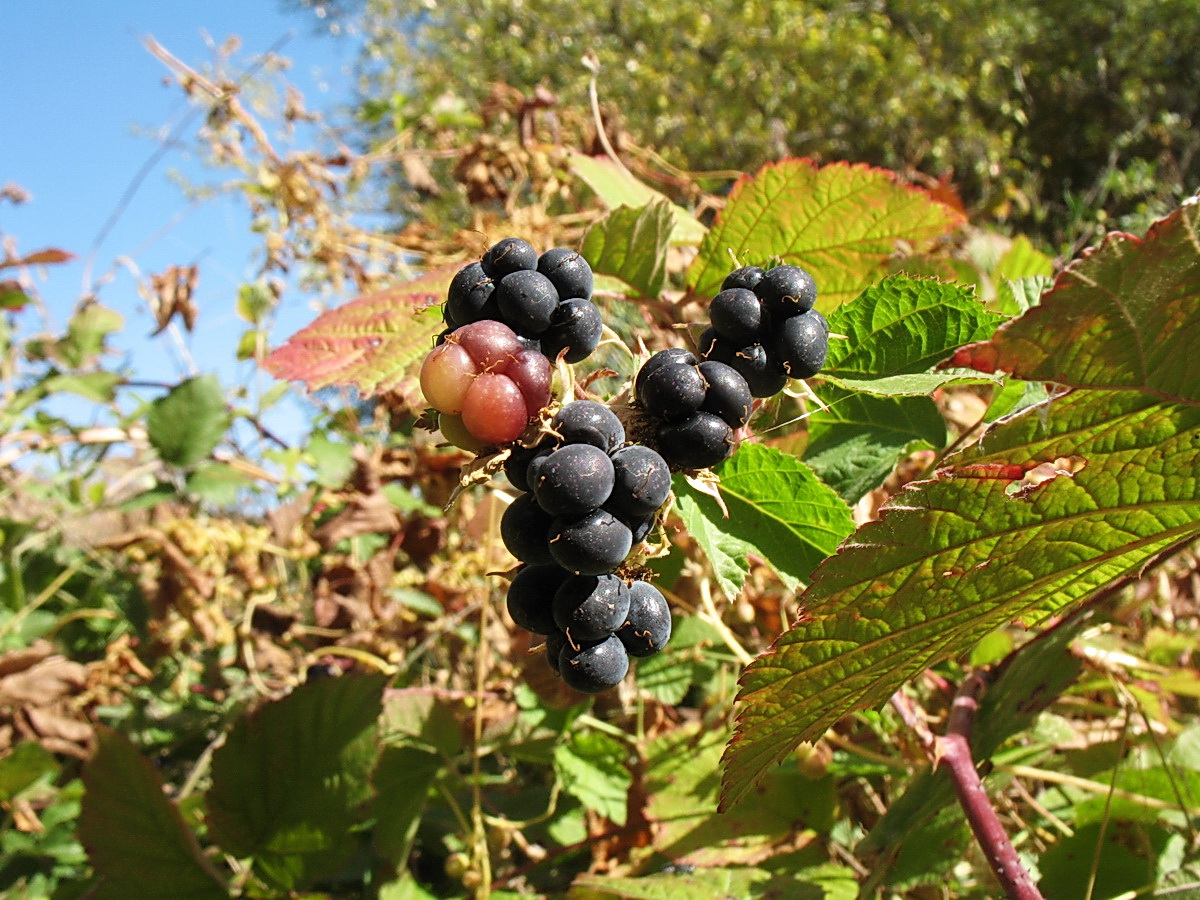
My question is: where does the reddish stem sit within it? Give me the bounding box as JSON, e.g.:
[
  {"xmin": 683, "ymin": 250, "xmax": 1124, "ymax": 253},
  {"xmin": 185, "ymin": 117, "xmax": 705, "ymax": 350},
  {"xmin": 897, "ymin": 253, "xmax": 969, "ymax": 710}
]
[{"xmin": 937, "ymin": 671, "xmax": 1044, "ymax": 900}]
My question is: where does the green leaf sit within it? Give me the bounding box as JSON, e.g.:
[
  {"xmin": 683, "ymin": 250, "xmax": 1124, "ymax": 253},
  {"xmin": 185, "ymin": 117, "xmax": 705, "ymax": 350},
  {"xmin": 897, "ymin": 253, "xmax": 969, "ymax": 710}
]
[
  {"xmin": 58, "ymin": 303, "xmax": 123, "ymax": 367},
  {"xmin": 80, "ymin": 728, "xmax": 228, "ymax": 900},
  {"xmin": 804, "ymin": 389, "xmax": 945, "ymax": 503},
  {"xmin": 644, "ymin": 725, "xmax": 833, "ymax": 868},
  {"xmin": 378, "ymin": 874, "xmax": 439, "ymax": 900},
  {"xmin": 581, "ymin": 201, "xmax": 673, "ymax": 298},
  {"xmin": 371, "ymin": 745, "xmax": 443, "ymax": 865},
  {"xmin": 0, "ymin": 280, "xmax": 32, "ymax": 310},
  {"xmin": 674, "ymin": 443, "xmax": 854, "ymax": 599},
  {"xmin": 569, "ymin": 868, "xmax": 828, "ymax": 900},
  {"xmin": 722, "ymin": 389, "xmax": 1200, "ymax": 809},
  {"xmin": 554, "ymin": 730, "xmax": 631, "ymax": 826},
  {"xmin": 0, "ymin": 740, "xmax": 58, "ymax": 803},
  {"xmin": 994, "ymin": 234, "xmax": 1055, "ymax": 282},
  {"xmin": 307, "ymin": 432, "xmax": 355, "ymax": 489},
  {"xmin": 185, "ymin": 462, "xmax": 252, "ymax": 506},
  {"xmin": 1038, "ymin": 822, "xmax": 1166, "ymax": 900},
  {"xmin": 634, "ymin": 616, "xmax": 724, "ymax": 704},
  {"xmin": 236, "ymin": 281, "xmax": 275, "ymax": 325},
  {"xmin": 820, "ymin": 369, "xmax": 1004, "ymax": 396},
  {"xmin": 566, "ymin": 150, "xmax": 706, "ymax": 245},
  {"xmin": 687, "ymin": 160, "xmax": 964, "ymax": 306},
  {"xmin": 146, "ymin": 374, "xmax": 231, "ymax": 468},
  {"xmin": 823, "ymin": 275, "xmax": 1006, "ymax": 380},
  {"xmin": 262, "ymin": 266, "xmax": 455, "ymax": 399},
  {"xmin": 950, "ymin": 202, "xmax": 1200, "ymax": 402},
  {"xmin": 859, "ymin": 618, "xmax": 1085, "ymax": 859},
  {"xmin": 380, "ymin": 688, "xmax": 464, "ymax": 759},
  {"xmin": 205, "ymin": 674, "xmax": 387, "ymax": 891},
  {"xmin": 42, "ymin": 371, "xmax": 122, "ymax": 403}
]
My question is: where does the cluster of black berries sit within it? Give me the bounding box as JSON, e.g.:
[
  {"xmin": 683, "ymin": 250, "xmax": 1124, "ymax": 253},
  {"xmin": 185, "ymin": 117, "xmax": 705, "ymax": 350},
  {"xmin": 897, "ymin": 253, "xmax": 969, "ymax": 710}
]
[
  {"xmin": 444, "ymin": 237, "xmax": 604, "ymax": 364},
  {"xmin": 633, "ymin": 348, "xmax": 753, "ymax": 470},
  {"xmin": 422, "ymin": 239, "xmax": 829, "ymax": 695},
  {"xmin": 633, "ymin": 263, "xmax": 828, "ymax": 470},
  {"xmin": 699, "ymin": 264, "xmax": 829, "ymax": 395},
  {"xmin": 501, "ymin": 401, "xmax": 673, "ymax": 693}
]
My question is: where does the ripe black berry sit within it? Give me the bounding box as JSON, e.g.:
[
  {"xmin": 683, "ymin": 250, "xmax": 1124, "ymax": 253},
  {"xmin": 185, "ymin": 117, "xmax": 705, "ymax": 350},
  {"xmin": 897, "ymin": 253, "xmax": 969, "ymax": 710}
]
[
  {"xmin": 774, "ymin": 309, "xmax": 829, "ymax": 379},
  {"xmin": 507, "ymin": 565, "xmax": 570, "ymax": 634},
  {"xmin": 657, "ymin": 412, "xmax": 735, "ymax": 470},
  {"xmin": 559, "ymin": 634, "xmax": 630, "ymax": 693},
  {"xmin": 607, "ymin": 445, "xmax": 672, "ymax": 519},
  {"xmin": 548, "ymin": 508, "xmax": 633, "ymax": 575},
  {"xmin": 532, "ymin": 443, "xmax": 616, "ymax": 517},
  {"xmin": 636, "ymin": 361, "xmax": 707, "ymax": 422},
  {"xmin": 551, "ymin": 401, "xmax": 625, "ymax": 453},
  {"xmin": 537, "ymin": 247, "xmax": 594, "ymax": 300},
  {"xmin": 541, "ymin": 297, "xmax": 604, "ymax": 363},
  {"xmin": 481, "ymin": 237, "xmax": 538, "ymax": 279},
  {"xmin": 756, "ymin": 264, "xmax": 817, "ymax": 316},
  {"xmin": 698, "ymin": 360, "xmax": 753, "ymax": 428},
  {"xmin": 617, "ymin": 580, "xmax": 672, "ymax": 657},
  {"xmin": 553, "ymin": 573, "xmax": 631, "ymax": 642},
  {"xmin": 495, "ymin": 270, "xmax": 559, "ymax": 336},
  {"xmin": 709, "ymin": 287, "xmax": 766, "ymax": 345},
  {"xmin": 501, "ymin": 493, "xmax": 555, "ymax": 565}
]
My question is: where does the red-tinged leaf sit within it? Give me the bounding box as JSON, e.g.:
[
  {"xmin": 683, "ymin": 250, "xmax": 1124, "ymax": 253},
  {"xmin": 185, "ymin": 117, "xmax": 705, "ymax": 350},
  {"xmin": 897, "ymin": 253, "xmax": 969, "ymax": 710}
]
[
  {"xmin": 0, "ymin": 247, "xmax": 75, "ymax": 270},
  {"xmin": 948, "ymin": 201, "xmax": 1200, "ymax": 403},
  {"xmin": 686, "ymin": 159, "xmax": 964, "ymax": 306},
  {"xmin": 720, "ymin": 389, "xmax": 1200, "ymax": 810},
  {"xmin": 262, "ymin": 266, "xmax": 457, "ymax": 398}
]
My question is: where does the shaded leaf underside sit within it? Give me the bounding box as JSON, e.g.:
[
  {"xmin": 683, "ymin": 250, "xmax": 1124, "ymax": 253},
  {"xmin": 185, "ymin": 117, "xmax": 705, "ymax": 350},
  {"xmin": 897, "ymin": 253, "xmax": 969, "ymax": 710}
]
[
  {"xmin": 722, "ymin": 389, "xmax": 1200, "ymax": 808},
  {"xmin": 950, "ymin": 201, "xmax": 1200, "ymax": 404}
]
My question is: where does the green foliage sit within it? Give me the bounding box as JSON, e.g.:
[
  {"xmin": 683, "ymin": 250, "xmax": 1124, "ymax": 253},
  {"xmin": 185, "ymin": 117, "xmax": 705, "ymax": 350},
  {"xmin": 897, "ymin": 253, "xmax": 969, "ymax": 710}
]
[
  {"xmin": 146, "ymin": 375, "xmax": 232, "ymax": 469},
  {"xmin": 723, "ymin": 202, "xmax": 1200, "ymax": 808},
  {"xmin": 581, "ymin": 201, "xmax": 674, "ymax": 298},
  {"xmin": 80, "ymin": 729, "xmax": 228, "ymax": 900},
  {"xmin": 322, "ymin": 0, "xmax": 1200, "ymax": 245},
  {"xmin": 205, "ymin": 675, "xmax": 386, "ymax": 890},
  {"xmin": 689, "ymin": 162, "xmax": 964, "ymax": 306},
  {"xmin": 8, "ymin": 27, "xmax": 1200, "ymax": 895},
  {"xmin": 674, "ymin": 444, "xmax": 853, "ymax": 600}
]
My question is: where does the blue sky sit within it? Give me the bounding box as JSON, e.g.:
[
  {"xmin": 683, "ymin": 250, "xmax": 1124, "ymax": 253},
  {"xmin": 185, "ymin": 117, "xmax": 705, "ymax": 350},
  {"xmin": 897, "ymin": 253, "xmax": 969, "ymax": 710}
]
[{"xmin": 1, "ymin": 1, "xmax": 359, "ymax": 443}]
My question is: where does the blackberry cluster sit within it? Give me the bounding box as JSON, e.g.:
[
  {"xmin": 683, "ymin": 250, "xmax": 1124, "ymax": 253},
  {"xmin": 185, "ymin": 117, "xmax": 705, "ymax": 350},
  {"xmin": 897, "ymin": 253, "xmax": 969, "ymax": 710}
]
[
  {"xmin": 633, "ymin": 348, "xmax": 752, "ymax": 470},
  {"xmin": 501, "ymin": 401, "xmax": 674, "ymax": 693},
  {"xmin": 445, "ymin": 237, "xmax": 603, "ymax": 364},
  {"xmin": 698, "ymin": 264, "xmax": 830, "ymax": 396},
  {"xmin": 418, "ymin": 240, "xmax": 829, "ymax": 694}
]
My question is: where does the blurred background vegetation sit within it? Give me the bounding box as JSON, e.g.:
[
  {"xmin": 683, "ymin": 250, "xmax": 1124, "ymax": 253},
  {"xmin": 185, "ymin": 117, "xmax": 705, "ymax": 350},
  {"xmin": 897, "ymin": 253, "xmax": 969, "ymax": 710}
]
[{"xmin": 293, "ymin": 0, "xmax": 1200, "ymax": 254}]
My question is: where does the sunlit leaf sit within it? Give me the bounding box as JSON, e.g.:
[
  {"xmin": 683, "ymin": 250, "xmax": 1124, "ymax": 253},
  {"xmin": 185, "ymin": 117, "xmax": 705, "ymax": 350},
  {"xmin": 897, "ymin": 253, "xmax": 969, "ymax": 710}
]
[
  {"xmin": 581, "ymin": 201, "xmax": 673, "ymax": 298},
  {"xmin": 554, "ymin": 730, "xmax": 630, "ymax": 826},
  {"xmin": 804, "ymin": 389, "xmax": 945, "ymax": 503},
  {"xmin": 722, "ymin": 389, "xmax": 1200, "ymax": 809},
  {"xmin": 824, "ymin": 275, "xmax": 1005, "ymax": 380},
  {"xmin": 263, "ymin": 266, "xmax": 455, "ymax": 399},
  {"xmin": 80, "ymin": 728, "xmax": 228, "ymax": 900},
  {"xmin": 674, "ymin": 443, "xmax": 854, "ymax": 600},
  {"xmin": 687, "ymin": 160, "xmax": 964, "ymax": 306},
  {"xmin": 566, "ymin": 150, "xmax": 706, "ymax": 245},
  {"xmin": 146, "ymin": 374, "xmax": 231, "ymax": 468}
]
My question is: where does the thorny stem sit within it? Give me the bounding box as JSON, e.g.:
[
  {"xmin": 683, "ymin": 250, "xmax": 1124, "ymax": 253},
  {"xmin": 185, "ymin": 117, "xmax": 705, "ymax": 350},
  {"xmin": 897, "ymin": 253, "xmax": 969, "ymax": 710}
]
[{"xmin": 939, "ymin": 671, "xmax": 1044, "ymax": 900}]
